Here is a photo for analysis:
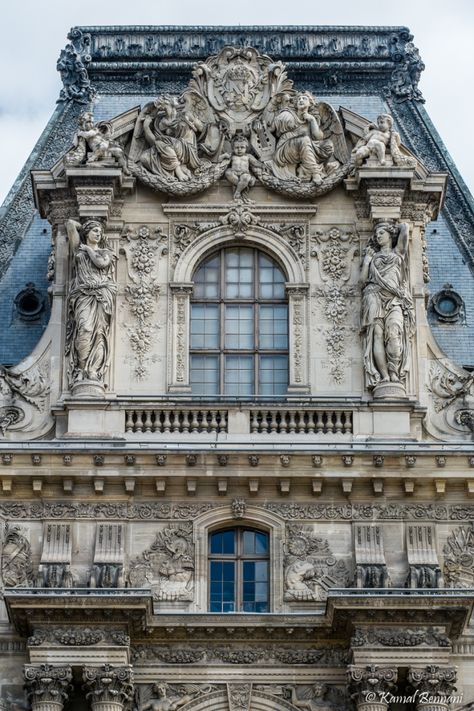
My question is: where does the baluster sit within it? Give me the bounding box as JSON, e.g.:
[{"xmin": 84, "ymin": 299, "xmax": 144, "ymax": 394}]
[
  {"xmin": 288, "ymin": 410, "xmax": 297, "ymax": 434},
  {"xmin": 125, "ymin": 410, "xmax": 134, "ymax": 433},
  {"xmin": 190, "ymin": 410, "xmax": 199, "ymax": 433},
  {"xmin": 207, "ymin": 410, "xmax": 216, "ymax": 433},
  {"xmin": 181, "ymin": 410, "xmax": 190, "ymax": 433},
  {"xmin": 344, "ymin": 410, "xmax": 352, "ymax": 433},
  {"xmin": 307, "ymin": 410, "xmax": 315, "ymax": 434},
  {"xmin": 144, "ymin": 410, "xmax": 153, "ymax": 433},
  {"xmin": 162, "ymin": 410, "xmax": 172, "ymax": 433},
  {"xmin": 250, "ymin": 411, "xmax": 257, "ymax": 434},
  {"xmin": 334, "ymin": 410, "xmax": 343, "ymax": 434},
  {"xmin": 268, "ymin": 410, "xmax": 277, "ymax": 434},
  {"xmin": 315, "ymin": 411, "xmax": 324, "ymax": 434}
]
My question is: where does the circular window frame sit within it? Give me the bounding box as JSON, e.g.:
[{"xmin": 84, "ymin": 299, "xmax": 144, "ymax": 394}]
[
  {"xmin": 432, "ymin": 286, "xmax": 464, "ymax": 324},
  {"xmin": 14, "ymin": 283, "xmax": 45, "ymax": 322}
]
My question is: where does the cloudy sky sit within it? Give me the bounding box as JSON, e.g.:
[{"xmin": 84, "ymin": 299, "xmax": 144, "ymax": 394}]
[{"xmin": 0, "ymin": 0, "xmax": 473, "ymax": 204}]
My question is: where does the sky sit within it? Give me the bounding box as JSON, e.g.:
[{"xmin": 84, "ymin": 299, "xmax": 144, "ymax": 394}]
[{"xmin": 0, "ymin": 0, "xmax": 473, "ymax": 204}]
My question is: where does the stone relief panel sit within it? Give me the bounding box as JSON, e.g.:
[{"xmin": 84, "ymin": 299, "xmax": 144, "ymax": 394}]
[
  {"xmin": 131, "ymin": 645, "xmax": 349, "ymax": 666},
  {"xmin": 120, "ymin": 225, "xmax": 167, "ymax": 379},
  {"xmin": 0, "ymin": 359, "xmax": 52, "ymax": 440},
  {"xmin": 425, "ymin": 360, "xmax": 474, "ymax": 440},
  {"xmin": 1, "ymin": 524, "xmax": 34, "ymax": 587},
  {"xmin": 136, "ymin": 683, "xmax": 219, "ymax": 711},
  {"xmin": 283, "ymin": 524, "xmax": 349, "ymax": 601},
  {"xmin": 443, "ymin": 523, "xmax": 474, "ymax": 588},
  {"xmin": 126, "ymin": 46, "xmax": 350, "ymax": 199},
  {"xmin": 128, "ymin": 523, "xmax": 194, "ymax": 601},
  {"xmin": 311, "ymin": 226, "xmax": 359, "ymax": 384}
]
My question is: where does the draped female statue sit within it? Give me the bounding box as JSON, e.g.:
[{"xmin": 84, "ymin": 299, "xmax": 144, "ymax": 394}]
[
  {"xmin": 360, "ymin": 221, "xmax": 415, "ymax": 396},
  {"xmin": 65, "ymin": 219, "xmax": 116, "ymax": 393}
]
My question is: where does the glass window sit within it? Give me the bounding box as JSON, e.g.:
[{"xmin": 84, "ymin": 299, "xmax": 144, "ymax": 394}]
[
  {"xmin": 209, "ymin": 528, "xmax": 269, "ymax": 613},
  {"xmin": 190, "ymin": 248, "xmax": 288, "ymax": 395}
]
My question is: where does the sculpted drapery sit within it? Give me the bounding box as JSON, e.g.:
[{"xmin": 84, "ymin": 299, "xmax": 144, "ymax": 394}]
[
  {"xmin": 360, "ymin": 222, "xmax": 415, "ymax": 390},
  {"xmin": 65, "ymin": 219, "xmax": 116, "ymax": 388}
]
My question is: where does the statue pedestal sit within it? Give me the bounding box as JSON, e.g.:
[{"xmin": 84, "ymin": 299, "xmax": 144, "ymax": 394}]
[
  {"xmin": 71, "ymin": 380, "xmax": 106, "ymax": 398},
  {"xmin": 373, "ymin": 381, "xmax": 407, "ymax": 400}
]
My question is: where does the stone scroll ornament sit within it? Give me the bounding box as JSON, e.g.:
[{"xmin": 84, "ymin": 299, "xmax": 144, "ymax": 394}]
[
  {"xmin": 127, "ymin": 46, "xmax": 350, "ymax": 198},
  {"xmin": 65, "ymin": 219, "xmax": 117, "ymax": 396},
  {"xmin": 128, "ymin": 524, "xmax": 194, "ymax": 601},
  {"xmin": 360, "ymin": 221, "xmax": 415, "ymax": 399}
]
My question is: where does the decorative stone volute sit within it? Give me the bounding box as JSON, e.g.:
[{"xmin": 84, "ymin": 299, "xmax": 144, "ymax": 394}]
[
  {"xmin": 408, "ymin": 666, "xmax": 457, "ymax": 711},
  {"xmin": 24, "ymin": 665, "xmax": 72, "ymax": 711}
]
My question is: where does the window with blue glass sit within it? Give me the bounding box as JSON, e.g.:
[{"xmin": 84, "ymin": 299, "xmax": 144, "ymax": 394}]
[
  {"xmin": 190, "ymin": 248, "xmax": 288, "ymax": 395},
  {"xmin": 209, "ymin": 528, "xmax": 270, "ymax": 612}
]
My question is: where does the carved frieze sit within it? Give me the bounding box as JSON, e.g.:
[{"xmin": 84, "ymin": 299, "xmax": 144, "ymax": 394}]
[
  {"xmin": 128, "ymin": 524, "xmax": 194, "ymax": 600},
  {"xmin": 351, "ymin": 628, "xmax": 450, "ymax": 648},
  {"xmin": 284, "ymin": 524, "xmax": 349, "ymax": 601},
  {"xmin": 131, "ymin": 645, "xmax": 349, "ymax": 666},
  {"xmin": 28, "ymin": 628, "xmax": 130, "ymax": 647}
]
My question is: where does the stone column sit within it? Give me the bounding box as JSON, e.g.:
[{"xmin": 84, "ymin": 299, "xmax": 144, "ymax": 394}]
[
  {"xmin": 348, "ymin": 664, "xmax": 398, "ymax": 711},
  {"xmin": 83, "ymin": 664, "xmax": 134, "ymax": 711},
  {"xmin": 408, "ymin": 665, "xmax": 457, "ymax": 711},
  {"xmin": 24, "ymin": 664, "xmax": 72, "ymax": 711}
]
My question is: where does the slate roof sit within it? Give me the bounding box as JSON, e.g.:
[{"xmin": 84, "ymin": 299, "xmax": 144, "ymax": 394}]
[{"xmin": 0, "ymin": 26, "xmax": 473, "ymax": 368}]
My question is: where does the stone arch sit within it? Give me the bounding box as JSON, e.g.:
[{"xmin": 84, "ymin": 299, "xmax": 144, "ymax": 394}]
[
  {"xmin": 192, "ymin": 503, "xmax": 286, "ymax": 613},
  {"xmin": 173, "ymin": 225, "xmax": 305, "ymax": 285}
]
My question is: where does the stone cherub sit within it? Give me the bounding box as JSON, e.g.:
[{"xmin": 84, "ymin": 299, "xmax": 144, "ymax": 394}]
[
  {"xmin": 352, "ymin": 113, "xmax": 416, "ymax": 168},
  {"xmin": 225, "ymin": 134, "xmax": 264, "ymax": 202},
  {"xmin": 67, "ymin": 111, "xmax": 130, "ymax": 173}
]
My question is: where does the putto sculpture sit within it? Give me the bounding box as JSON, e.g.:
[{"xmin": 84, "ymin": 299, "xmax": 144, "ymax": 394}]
[
  {"xmin": 351, "ymin": 113, "xmax": 416, "ymax": 168},
  {"xmin": 65, "ymin": 219, "xmax": 116, "ymax": 395},
  {"xmin": 66, "ymin": 112, "xmax": 129, "ymax": 172},
  {"xmin": 360, "ymin": 221, "xmax": 414, "ymax": 398}
]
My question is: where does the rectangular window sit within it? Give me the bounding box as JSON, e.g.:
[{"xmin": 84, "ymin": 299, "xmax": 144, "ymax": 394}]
[
  {"xmin": 225, "ymin": 304, "xmax": 254, "ymax": 349},
  {"xmin": 259, "ymin": 304, "xmax": 288, "ymax": 349},
  {"xmin": 191, "ymin": 304, "xmax": 219, "ymax": 349},
  {"xmin": 190, "ymin": 355, "xmax": 219, "ymax": 395},
  {"xmin": 259, "ymin": 355, "xmax": 288, "ymax": 395},
  {"xmin": 224, "ymin": 355, "xmax": 254, "ymax": 395},
  {"xmin": 210, "ymin": 560, "xmax": 235, "ymax": 613}
]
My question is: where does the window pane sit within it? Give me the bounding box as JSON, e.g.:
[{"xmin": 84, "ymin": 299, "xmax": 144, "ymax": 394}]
[
  {"xmin": 225, "ymin": 249, "xmax": 254, "ymax": 298},
  {"xmin": 259, "ymin": 355, "xmax": 288, "ymax": 395},
  {"xmin": 255, "ymin": 532, "xmax": 269, "ymax": 555},
  {"xmin": 242, "ymin": 530, "xmax": 255, "ymax": 555},
  {"xmin": 224, "ymin": 355, "xmax": 254, "ymax": 395},
  {"xmin": 210, "ymin": 530, "xmax": 236, "ymax": 554},
  {"xmin": 194, "ymin": 254, "xmax": 220, "ymax": 299},
  {"xmin": 259, "ymin": 304, "xmax": 288, "ymax": 349},
  {"xmin": 191, "ymin": 304, "xmax": 219, "ymax": 349},
  {"xmin": 258, "ymin": 253, "xmax": 286, "ymax": 299},
  {"xmin": 225, "ymin": 305, "xmax": 254, "ymax": 349},
  {"xmin": 190, "ymin": 355, "xmax": 219, "ymax": 395}
]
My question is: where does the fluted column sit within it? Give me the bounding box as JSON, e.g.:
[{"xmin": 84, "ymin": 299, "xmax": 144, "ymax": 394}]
[
  {"xmin": 348, "ymin": 664, "xmax": 398, "ymax": 711},
  {"xmin": 83, "ymin": 665, "xmax": 134, "ymax": 711},
  {"xmin": 24, "ymin": 665, "xmax": 72, "ymax": 711},
  {"xmin": 408, "ymin": 665, "xmax": 457, "ymax": 711}
]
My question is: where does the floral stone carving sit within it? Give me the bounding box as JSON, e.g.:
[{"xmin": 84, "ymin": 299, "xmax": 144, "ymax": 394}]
[
  {"xmin": 56, "ymin": 29, "xmax": 96, "ymax": 105},
  {"xmin": 283, "ymin": 524, "xmax": 349, "ymax": 601},
  {"xmin": 65, "ymin": 220, "xmax": 117, "ymax": 395},
  {"xmin": 24, "ymin": 664, "xmax": 73, "ymax": 706},
  {"xmin": 1, "ymin": 523, "xmax": 34, "ymax": 587},
  {"xmin": 360, "ymin": 221, "xmax": 414, "ymax": 399},
  {"xmin": 128, "ymin": 524, "xmax": 194, "ymax": 601},
  {"xmin": 128, "ymin": 46, "xmax": 350, "ymax": 198},
  {"xmin": 83, "ymin": 665, "xmax": 134, "ymax": 706},
  {"xmin": 120, "ymin": 225, "xmax": 165, "ymax": 378},
  {"xmin": 312, "ymin": 227, "xmax": 358, "ymax": 384}
]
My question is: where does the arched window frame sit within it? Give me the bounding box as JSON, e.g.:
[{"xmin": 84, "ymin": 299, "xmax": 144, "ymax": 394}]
[
  {"xmin": 168, "ymin": 225, "xmax": 310, "ymax": 395},
  {"xmin": 192, "ymin": 505, "xmax": 286, "ymax": 613}
]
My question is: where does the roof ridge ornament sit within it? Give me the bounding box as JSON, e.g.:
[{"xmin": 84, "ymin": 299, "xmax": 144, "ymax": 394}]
[{"xmin": 57, "ymin": 28, "xmax": 97, "ymax": 105}]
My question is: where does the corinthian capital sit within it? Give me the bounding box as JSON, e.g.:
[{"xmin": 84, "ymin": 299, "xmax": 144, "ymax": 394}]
[
  {"xmin": 408, "ymin": 665, "xmax": 457, "ymax": 697},
  {"xmin": 24, "ymin": 665, "xmax": 72, "ymax": 706},
  {"xmin": 348, "ymin": 665, "xmax": 398, "ymax": 705},
  {"xmin": 83, "ymin": 665, "xmax": 134, "ymax": 706}
]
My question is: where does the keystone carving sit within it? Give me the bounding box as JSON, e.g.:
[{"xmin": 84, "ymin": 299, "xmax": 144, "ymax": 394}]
[
  {"xmin": 284, "ymin": 524, "xmax": 349, "ymax": 601},
  {"xmin": 128, "ymin": 524, "xmax": 194, "ymax": 601}
]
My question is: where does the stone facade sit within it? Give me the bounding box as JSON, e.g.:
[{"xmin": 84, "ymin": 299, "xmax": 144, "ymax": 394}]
[{"xmin": 0, "ymin": 25, "xmax": 474, "ymax": 711}]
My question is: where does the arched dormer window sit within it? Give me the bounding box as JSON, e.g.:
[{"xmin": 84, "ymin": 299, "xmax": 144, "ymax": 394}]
[
  {"xmin": 209, "ymin": 527, "xmax": 269, "ymax": 612},
  {"xmin": 190, "ymin": 247, "xmax": 288, "ymax": 396}
]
